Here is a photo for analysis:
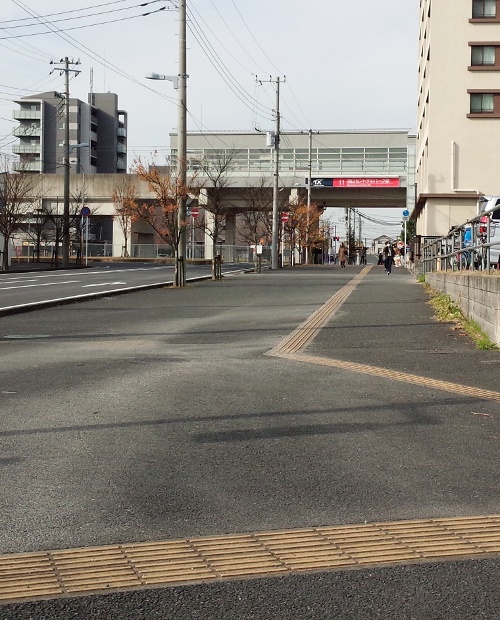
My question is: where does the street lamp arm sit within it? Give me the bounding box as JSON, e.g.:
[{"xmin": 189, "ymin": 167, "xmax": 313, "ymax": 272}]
[{"xmin": 145, "ymin": 73, "xmax": 180, "ymax": 89}]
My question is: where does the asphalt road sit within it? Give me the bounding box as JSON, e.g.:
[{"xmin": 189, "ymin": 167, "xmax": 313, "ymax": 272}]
[
  {"xmin": 0, "ymin": 262, "xmax": 254, "ymax": 313},
  {"xmin": 1, "ymin": 265, "xmax": 500, "ymax": 618}
]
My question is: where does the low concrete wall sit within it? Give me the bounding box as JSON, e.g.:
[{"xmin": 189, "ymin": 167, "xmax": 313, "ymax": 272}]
[{"xmin": 426, "ymin": 272, "xmax": 500, "ymax": 345}]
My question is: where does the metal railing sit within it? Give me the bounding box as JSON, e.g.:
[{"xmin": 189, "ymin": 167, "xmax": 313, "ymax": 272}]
[
  {"xmin": 422, "ymin": 211, "xmax": 500, "ymax": 274},
  {"xmin": 14, "ymin": 242, "xmax": 270, "ymax": 264}
]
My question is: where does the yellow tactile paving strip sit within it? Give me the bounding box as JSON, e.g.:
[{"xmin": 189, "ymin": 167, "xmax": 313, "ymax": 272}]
[
  {"xmin": 3, "ymin": 516, "xmax": 500, "ymax": 603},
  {"xmin": 266, "ymin": 267, "xmax": 500, "ymax": 402},
  {"xmin": 266, "ymin": 266, "xmax": 371, "ymax": 357},
  {"xmin": 287, "ymin": 353, "xmax": 500, "ymax": 401}
]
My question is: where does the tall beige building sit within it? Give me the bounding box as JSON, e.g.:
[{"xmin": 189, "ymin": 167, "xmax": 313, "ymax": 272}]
[{"xmin": 416, "ymin": 0, "xmax": 500, "ymax": 235}]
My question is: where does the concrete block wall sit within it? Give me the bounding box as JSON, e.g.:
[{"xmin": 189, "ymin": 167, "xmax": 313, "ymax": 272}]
[{"xmin": 426, "ymin": 273, "xmax": 500, "ymax": 345}]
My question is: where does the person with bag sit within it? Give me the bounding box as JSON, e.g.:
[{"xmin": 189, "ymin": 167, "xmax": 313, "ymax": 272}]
[{"xmin": 383, "ymin": 241, "xmax": 395, "ymax": 275}]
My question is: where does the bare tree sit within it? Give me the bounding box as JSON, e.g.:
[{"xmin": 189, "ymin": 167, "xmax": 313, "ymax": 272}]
[
  {"xmin": 126, "ymin": 159, "xmax": 199, "ymax": 285},
  {"xmin": 236, "ymin": 178, "xmax": 273, "ymax": 266},
  {"xmin": 112, "ymin": 176, "xmax": 137, "ymax": 257},
  {"xmin": 71, "ymin": 180, "xmax": 94, "ymax": 264},
  {"xmin": 0, "ymin": 156, "xmax": 44, "ymax": 271},
  {"xmin": 285, "ymin": 200, "xmax": 324, "ymax": 265},
  {"xmin": 24, "ymin": 209, "xmax": 51, "ymax": 262},
  {"xmin": 198, "ymin": 150, "xmax": 240, "ymax": 279}
]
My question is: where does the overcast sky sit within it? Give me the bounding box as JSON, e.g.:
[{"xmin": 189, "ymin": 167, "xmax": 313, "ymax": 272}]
[{"xmin": 0, "ymin": 0, "xmax": 419, "ymax": 240}]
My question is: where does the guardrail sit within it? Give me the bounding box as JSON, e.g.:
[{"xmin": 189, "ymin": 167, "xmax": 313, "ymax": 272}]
[{"xmin": 422, "ymin": 211, "xmax": 500, "ymax": 274}]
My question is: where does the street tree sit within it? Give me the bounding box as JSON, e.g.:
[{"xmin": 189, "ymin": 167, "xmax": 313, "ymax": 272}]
[
  {"xmin": 23, "ymin": 209, "xmax": 51, "ymax": 262},
  {"xmin": 127, "ymin": 159, "xmax": 199, "ymax": 284},
  {"xmin": 0, "ymin": 156, "xmax": 45, "ymax": 271},
  {"xmin": 112, "ymin": 176, "xmax": 137, "ymax": 257},
  {"xmin": 199, "ymin": 150, "xmax": 239, "ymax": 279},
  {"xmin": 237, "ymin": 178, "xmax": 273, "ymax": 266},
  {"xmin": 285, "ymin": 201, "xmax": 323, "ymax": 265},
  {"xmin": 71, "ymin": 181, "xmax": 94, "ymax": 264}
]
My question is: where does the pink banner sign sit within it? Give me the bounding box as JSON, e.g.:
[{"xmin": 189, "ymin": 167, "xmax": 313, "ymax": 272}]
[{"xmin": 333, "ymin": 178, "xmax": 400, "ymax": 188}]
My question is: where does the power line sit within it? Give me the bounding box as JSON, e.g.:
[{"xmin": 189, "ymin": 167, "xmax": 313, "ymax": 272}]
[
  {"xmin": 207, "ymin": 0, "xmax": 269, "ymax": 76},
  {"xmin": 1, "ymin": 0, "xmax": 134, "ymax": 24},
  {"xmin": 230, "ymin": 0, "xmax": 283, "ymax": 75},
  {"xmin": 0, "ymin": 6, "xmax": 170, "ymax": 40},
  {"xmin": 186, "ymin": 8, "xmax": 274, "ymax": 122},
  {"xmin": 1, "ymin": 1, "xmax": 165, "ymax": 29}
]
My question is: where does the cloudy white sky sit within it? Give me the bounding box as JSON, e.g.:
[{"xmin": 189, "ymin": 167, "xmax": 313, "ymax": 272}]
[{"xmin": 0, "ymin": 0, "xmax": 419, "ymax": 240}]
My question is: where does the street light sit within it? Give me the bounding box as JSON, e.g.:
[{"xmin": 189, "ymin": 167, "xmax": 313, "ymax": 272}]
[
  {"xmin": 62, "ymin": 142, "xmax": 89, "ymax": 267},
  {"xmin": 146, "ymin": 0, "xmax": 187, "ymax": 287}
]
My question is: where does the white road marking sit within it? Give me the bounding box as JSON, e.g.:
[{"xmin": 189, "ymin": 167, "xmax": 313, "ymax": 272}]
[
  {"xmin": 0, "ymin": 278, "xmax": 37, "ymax": 284},
  {"xmin": 81, "ymin": 282, "xmax": 126, "ymax": 288},
  {"xmin": 0, "ymin": 280, "xmax": 79, "ymax": 291}
]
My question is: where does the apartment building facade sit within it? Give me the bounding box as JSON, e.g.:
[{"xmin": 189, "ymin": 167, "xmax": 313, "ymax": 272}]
[
  {"xmin": 12, "ymin": 91, "xmax": 127, "ymax": 174},
  {"xmin": 416, "ymin": 0, "xmax": 500, "ymax": 235}
]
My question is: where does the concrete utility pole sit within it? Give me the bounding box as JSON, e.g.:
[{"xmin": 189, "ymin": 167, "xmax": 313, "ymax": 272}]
[
  {"xmin": 176, "ymin": 0, "xmax": 188, "ymax": 287},
  {"xmin": 305, "ymin": 128, "xmax": 312, "ymax": 264},
  {"xmin": 258, "ymin": 76, "xmax": 285, "ymax": 270},
  {"xmin": 51, "ymin": 58, "xmax": 80, "ymax": 268},
  {"xmin": 271, "ymin": 77, "xmax": 282, "ymax": 270}
]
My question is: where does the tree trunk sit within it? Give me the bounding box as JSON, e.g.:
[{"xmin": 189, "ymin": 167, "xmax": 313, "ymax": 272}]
[
  {"xmin": 211, "ymin": 240, "xmax": 217, "ymax": 280},
  {"xmin": 2, "ymin": 236, "xmax": 9, "ymax": 271}
]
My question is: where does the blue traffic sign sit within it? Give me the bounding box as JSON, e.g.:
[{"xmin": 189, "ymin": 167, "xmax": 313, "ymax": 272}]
[
  {"xmin": 402, "ymin": 209, "xmax": 410, "ymax": 217},
  {"xmin": 80, "ymin": 206, "xmax": 91, "ymax": 217}
]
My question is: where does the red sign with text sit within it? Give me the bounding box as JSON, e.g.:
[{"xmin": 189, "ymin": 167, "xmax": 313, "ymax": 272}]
[
  {"xmin": 333, "ymin": 178, "xmax": 400, "ymax": 188},
  {"xmin": 310, "ymin": 177, "xmax": 400, "ymax": 189}
]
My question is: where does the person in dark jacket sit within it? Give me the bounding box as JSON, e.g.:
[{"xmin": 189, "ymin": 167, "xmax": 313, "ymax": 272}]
[{"xmin": 383, "ymin": 241, "xmax": 395, "ymax": 275}]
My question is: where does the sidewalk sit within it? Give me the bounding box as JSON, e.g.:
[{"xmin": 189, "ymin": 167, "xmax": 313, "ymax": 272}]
[{"xmin": 304, "ymin": 264, "xmax": 499, "ymax": 395}]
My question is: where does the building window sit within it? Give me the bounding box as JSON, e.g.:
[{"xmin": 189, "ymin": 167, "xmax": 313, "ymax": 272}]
[
  {"xmin": 470, "ymin": 93, "xmax": 494, "ymax": 113},
  {"xmin": 471, "ymin": 45, "xmax": 496, "ymax": 65},
  {"xmin": 473, "ymin": 0, "xmax": 496, "ymax": 18}
]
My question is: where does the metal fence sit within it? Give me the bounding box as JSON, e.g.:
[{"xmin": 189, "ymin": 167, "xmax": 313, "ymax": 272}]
[
  {"xmin": 422, "ymin": 212, "xmax": 500, "ymax": 274},
  {"xmin": 15, "ymin": 242, "xmax": 270, "ymax": 264}
]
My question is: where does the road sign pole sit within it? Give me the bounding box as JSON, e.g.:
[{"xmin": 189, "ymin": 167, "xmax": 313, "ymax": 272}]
[{"xmin": 402, "ymin": 209, "xmax": 409, "ymax": 267}]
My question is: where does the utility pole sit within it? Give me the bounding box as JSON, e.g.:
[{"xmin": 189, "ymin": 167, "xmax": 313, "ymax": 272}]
[
  {"xmin": 305, "ymin": 128, "xmax": 312, "ymax": 264},
  {"xmin": 176, "ymin": 0, "xmax": 188, "ymax": 287},
  {"xmin": 271, "ymin": 77, "xmax": 281, "ymax": 270},
  {"xmin": 258, "ymin": 76, "xmax": 285, "ymax": 270},
  {"xmin": 51, "ymin": 58, "xmax": 80, "ymax": 268}
]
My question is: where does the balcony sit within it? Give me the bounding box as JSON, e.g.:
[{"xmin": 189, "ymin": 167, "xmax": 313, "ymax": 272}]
[
  {"xmin": 12, "ymin": 144, "xmax": 41, "ymax": 154},
  {"xmin": 116, "ymin": 159, "xmax": 127, "ymax": 170},
  {"xmin": 13, "ymin": 125, "xmax": 41, "ymax": 137},
  {"xmin": 117, "ymin": 143, "xmax": 127, "ymax": 154},
  {"xmin": 13, "ymin": 160, "xmax": 41, "ymax": 172},
  {"xmin": 117, "ymin": 127, "xmax": 127, "ymax": 137},
  {"xmin": 13, "ymin": 110, "xmax": 41, "ymax": 120}
]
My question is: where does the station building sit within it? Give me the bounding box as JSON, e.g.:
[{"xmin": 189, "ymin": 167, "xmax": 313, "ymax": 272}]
[{"xmin": 14, "ymin": 129, "xmax": 415, "ymax": 259}]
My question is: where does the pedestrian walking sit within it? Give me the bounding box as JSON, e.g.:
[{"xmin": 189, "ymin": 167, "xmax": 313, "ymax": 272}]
[
  {"xmin": 383, "ymin": 241, "xmax": 395, "ymax": 275},
  {"xmin": 360, "ymin": 246, "xmax": 367, "ymax": 265},
  {"xmin": 338, "ymin": 242, "xmax": 347, "ymax": 268}
]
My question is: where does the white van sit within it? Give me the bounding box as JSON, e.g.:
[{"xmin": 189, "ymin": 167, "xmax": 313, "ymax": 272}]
[{"xmin": 479, "ymin": 196, "xmax": 500, "ymax": 265}]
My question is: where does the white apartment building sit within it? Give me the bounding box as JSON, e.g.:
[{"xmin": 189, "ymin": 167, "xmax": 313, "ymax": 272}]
[{"xmin": 416, "ymin": 0, "xmax": 500, "ymax": 235}]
